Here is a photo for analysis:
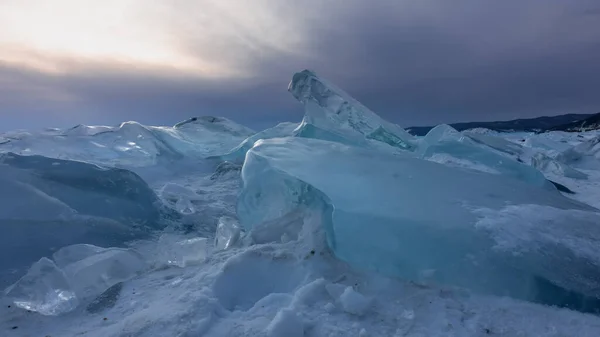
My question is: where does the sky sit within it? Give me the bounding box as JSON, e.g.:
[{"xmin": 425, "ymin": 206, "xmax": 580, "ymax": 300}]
[{"xmin": 1, "ymin": 0, "xmax": 600, "ymax": 131}]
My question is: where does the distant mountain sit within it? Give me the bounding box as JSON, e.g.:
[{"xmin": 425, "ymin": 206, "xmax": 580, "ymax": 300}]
[
  {"xmin": 406, "ymin": 113, "xmax": 594, "ymax": 136},
  {"xmin": 549, "ymin": 112, "xmax": 600, "ymax": 132}
]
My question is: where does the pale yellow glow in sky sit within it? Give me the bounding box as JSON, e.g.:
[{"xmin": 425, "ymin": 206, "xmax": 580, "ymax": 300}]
[{"xmin": 0, "ymin": 0, "xmax": 308, "ymax": 77}]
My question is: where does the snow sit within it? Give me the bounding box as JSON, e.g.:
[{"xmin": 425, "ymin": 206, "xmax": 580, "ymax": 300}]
[
  {"xmin": 265, "ymin": 308, "xmax": 304, "ymax": 337},
  {"xmin": 339, "ymin": 286, "xmax": 371, "ymax": 316},
  {"xmin": 3, "ymin": 71, "xmax": 600, "ymax": 336}
]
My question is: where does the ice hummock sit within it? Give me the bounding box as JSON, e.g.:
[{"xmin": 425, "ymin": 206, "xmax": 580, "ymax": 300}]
[
  {"xmin": 238, "ymin": 137, "xmax": 600, "ymax": 308},
  {"xmin": 0, "ymin": 117, "xmax": 254, "ymax": 168},
  {"xmin": 0, "ymin": 152, "xmax": 164, "ymax": 223},
  {"xmin": 288, "ymin": 70, "xmax": 415, "ymax": 151},
  {"xmin": 418, "ymin": 124, "xmax": 555, "ymax": 188},
  {"xmin": 531, "ymin": 153, "xmax": 589, "ymax": 180},
  {"xmin": 0, "ymin": 152, "xmax": 168, "ymax": 288},
  {"xmin": 557, "ymin": 135, "xmax": 600, "ymax": 170}
]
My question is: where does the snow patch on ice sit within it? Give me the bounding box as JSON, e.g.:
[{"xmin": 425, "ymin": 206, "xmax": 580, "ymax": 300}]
[
  {"xmin": 213, "ymin": 248, "xmax": 308, "ymax": 311},
  {"xmin": 266, "ymin": 308, "xmax": 304, "ymax": 337}
]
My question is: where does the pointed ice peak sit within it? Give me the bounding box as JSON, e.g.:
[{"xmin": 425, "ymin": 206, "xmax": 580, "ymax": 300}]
[{"xmin": 288, "ymin": 69, "xmax": 415, "ymax": 150}]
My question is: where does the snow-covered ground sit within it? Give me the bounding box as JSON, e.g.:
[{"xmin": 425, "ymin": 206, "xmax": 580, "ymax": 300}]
[{"xmin": 2, "ymin": 71, "xmax": 600, "ymax": 336}]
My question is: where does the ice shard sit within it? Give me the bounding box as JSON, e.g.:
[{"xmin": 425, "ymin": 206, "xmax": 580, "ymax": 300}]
[
  {"xmin": 288, "ymin": 70, "xmax": 415, "ymax": 151},
  {"xmin": 52, "ymin": 244, "xmax": 147, "ymax": 301},
  {"xmin": 155, "ymin": 234, "xmax": 209, "ymax": 268},
  {"xmin": 215, "ymin": 216, "xmax": 242, "ymax": 250},
  {"xmin": 238, "ymin": 137, "xmax": 600, "ymax": 308},
  {"xmin": 4, "ymin": 258, "xmax": 78, "ymax": 316},
  {"xmin": 5, "ymin": 245, "xmax": 147, "ymax": 315}
]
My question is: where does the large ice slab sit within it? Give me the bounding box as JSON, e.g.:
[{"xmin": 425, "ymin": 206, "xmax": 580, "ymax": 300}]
[
  {"xmin": 418, "ymin": 125, "xmax": 555, "ymax": 189},
  {"xmin": 238, "ymin": 137, "xmax": 600, "ymax": 308},
  {"xmin": 288, "ymin": 70, "xmax": 415, "ymax": 151},
  {"xmin": 0, "ymin": 152, "xmax": 163, "ymax": 223},
  {"xmin": 0, "ymin": 152, "xmax": 167, "ymax": 288}
]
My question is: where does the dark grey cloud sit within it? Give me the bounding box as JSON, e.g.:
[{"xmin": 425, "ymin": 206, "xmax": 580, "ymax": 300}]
[{"xmin": 1, "ymin": 0, "xmax": 600, "ymax": 131}]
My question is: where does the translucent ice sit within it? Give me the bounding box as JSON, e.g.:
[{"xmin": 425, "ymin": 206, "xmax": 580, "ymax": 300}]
[
  {"xmin": 0, "ymin": 152, "xmax": 163, "ymax": 224},
  {"xmin": 52, "ymin": 244, "xmax": 106, "ymax": 267},
  {"xmin": 0, "ymin": 152, "xmax": 166, "ymax": 288},
  {"xmin": 156, "ymin": 234, "xmax": 209, "ymax": 268},
  {"xmin": 4, "ymin": 258, "xmax": 78, "ymax": 316},
  {"xmin": 288, "ymin": 70, "xmax": 415, "ymax": 151},
  {"xmin": 418, "ymin": 125, "xmax": 554, "ymax": 189},
  {"xmin": 215, "ymin": 216, "xmax": 242, "ymax": 250},
  {"xmin": 217, "ymin": 122, "xmax": 300, "ymax": 163},
  {"xmin": 238, "ymin": 137, "xmax": 600, "ymax": 307},
  {"xmin": 53, "ymin": 244, "xmax": 147, "ymax": 300},
  {"xmin": 217, "ymin": 70, "xmax": 417, "ymax": 163}
]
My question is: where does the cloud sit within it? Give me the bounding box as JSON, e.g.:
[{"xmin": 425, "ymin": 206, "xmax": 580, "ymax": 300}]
[{"xmin": 1, "ymin": 0, "xmax": 600, "ymax": 131}]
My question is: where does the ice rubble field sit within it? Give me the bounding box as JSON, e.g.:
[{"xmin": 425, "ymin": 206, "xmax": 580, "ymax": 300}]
[{"xmin": 2, "ymin": 71, "xmax": 600, "ymax": 336}]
